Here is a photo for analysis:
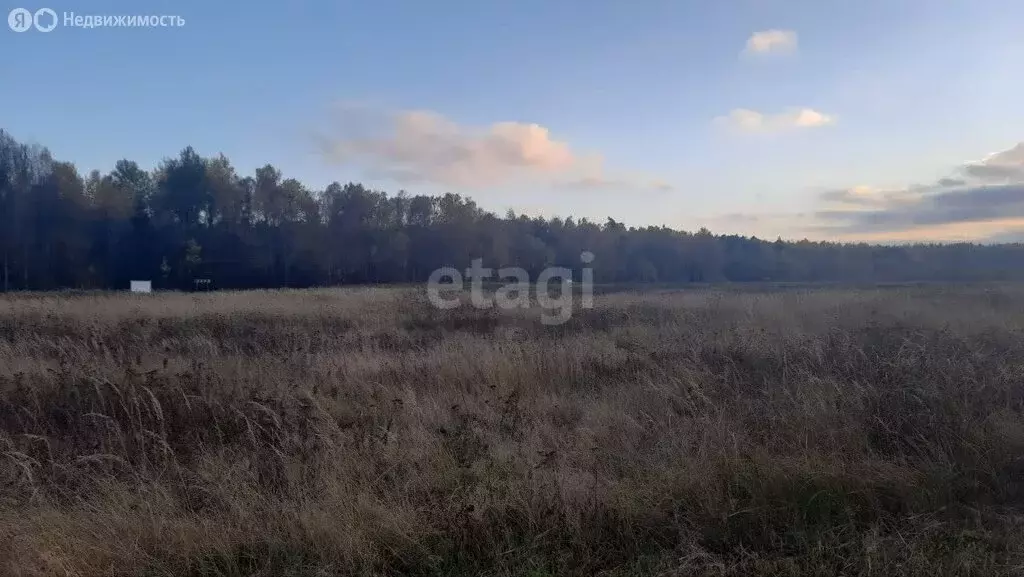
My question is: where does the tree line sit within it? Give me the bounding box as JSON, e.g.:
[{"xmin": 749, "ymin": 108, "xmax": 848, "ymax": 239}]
[{"xmin": 2, "ymin": 128, "xmax": 1024, "ymax": 291}]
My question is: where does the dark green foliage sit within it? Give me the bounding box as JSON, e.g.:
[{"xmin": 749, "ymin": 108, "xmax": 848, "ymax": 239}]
[{"xmin": 4, "ymin": 129, "xmax": 1024, "ymax": 291}]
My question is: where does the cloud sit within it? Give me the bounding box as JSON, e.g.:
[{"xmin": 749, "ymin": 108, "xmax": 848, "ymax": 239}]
[
  {"xmin": 818, "ymin": 184, "xmax": 922, "ymax": 210},
  {"xmin": 818, "ymin": 185, "xmax": 881, "ymax": 206},
  {"xmin": 815, "ymin": 142, "xmax": 1024, "ymax": 241},
  {"xmin": 963, "ymin": 143, "xmax": 1024, "ymax": 182},
  {"xmin": 715, "ymin": 107, "xmax": 835, "ymax": 132},
  {"xmin": 744, "ymin": 29, "xmax": 798, "ymax": 55},
  {"xmin": 316, "ymin": 104, "xmax": 671, "ymax": 192},
  {"xmin": 316, "ymin": 107, "xmax": 574, "ymax": 187}
]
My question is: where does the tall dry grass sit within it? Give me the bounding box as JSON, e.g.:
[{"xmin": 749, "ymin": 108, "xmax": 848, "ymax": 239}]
[{"xmin": 2, "ymin": 285, "xmax": 1024, "ymax": 576}]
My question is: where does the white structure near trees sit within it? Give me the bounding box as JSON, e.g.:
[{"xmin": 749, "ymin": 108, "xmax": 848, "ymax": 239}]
[{"xmin": 130, "ymin": 280, "xmax": 152, "ymax": 293}]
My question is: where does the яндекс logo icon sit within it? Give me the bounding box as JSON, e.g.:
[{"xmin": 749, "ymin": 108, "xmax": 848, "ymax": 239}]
[
  {"xmin": 8, "ymin": 8, "xmax": 33, "ymax": 32},
  {"xmin": 8, "ymin": 8, "xmax": 58, "ymax": 32}
]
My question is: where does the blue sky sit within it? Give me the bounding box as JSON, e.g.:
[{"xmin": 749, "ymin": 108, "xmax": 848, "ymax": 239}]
[{"xmin": 3, "ymin": 0, "xmax": 1024, "ymax": 241}]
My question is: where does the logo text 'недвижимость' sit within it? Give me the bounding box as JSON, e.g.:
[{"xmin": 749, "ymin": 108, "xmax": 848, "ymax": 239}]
[{"xmin": 8, "ymin": 8, "xmax": 185, "ymax": 32}]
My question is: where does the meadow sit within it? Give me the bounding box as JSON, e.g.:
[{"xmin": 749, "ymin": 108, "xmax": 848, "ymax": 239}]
[{"xmin": 2, "ymin": 285, "xmax": 1024, "ymax": 576}]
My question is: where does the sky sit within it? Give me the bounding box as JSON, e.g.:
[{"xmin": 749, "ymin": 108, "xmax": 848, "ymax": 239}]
[{"xmin": 3, "ymin": 0, "xmax": 1024, "ymax": 242}]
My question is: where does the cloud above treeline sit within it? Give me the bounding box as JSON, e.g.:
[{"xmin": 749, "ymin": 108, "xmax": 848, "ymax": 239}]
[
  {"xmin": 686, "ymin": 143, "xmax": 1024, "ymax": 243},
  {"xmin": 315, "ymin": 103, "xmax": 672, "ymax": 192},
  {"xmin": 815, "ymin": 143, "xmax": 1024, "ymax": 241},
  {"xmin": 715, "ymin": 107, "xmax": 835, "ymax": 132},
  {"xmin": 744, "ymin": 29, "xmax": 798, "ymax": 55}
]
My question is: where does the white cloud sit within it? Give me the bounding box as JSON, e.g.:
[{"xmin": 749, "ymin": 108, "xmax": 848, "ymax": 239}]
[
  {"xmin": 715, "ymin": 107, "xmax": 835, "ymax": 132},
  {"xmin": 744, "ymin": 29, "xmax": 798, "ymax": 55},
  {"xmin": 815, "ymin": 142, "xmax": 1024, "ymax": 240},
  {"xmin": 791, "ymin": 108, "xmax": 833, "ymax": 127},
  {"xmin": 317, "ymin": 108, "xmax": 574, "ymax": 187},
  {"xmin": 963, "ymin": 143, "xmax": 1024, "ymax": 182},
  {"xmin": 819, "ymin": 184, "xmax": 920, "ymax": 209},
  {"xmin": 680, "ymin": 143, "xmax": 1024, "ymax": 243},
  {"xmin": 316, "ymin": 104, "xmax": 672, "ymax": 192}
]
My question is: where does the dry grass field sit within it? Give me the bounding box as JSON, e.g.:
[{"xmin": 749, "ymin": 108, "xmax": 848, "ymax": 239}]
[{"xmin": 3, "ymin": 285, "xmax": 1024, "ymax": 576}]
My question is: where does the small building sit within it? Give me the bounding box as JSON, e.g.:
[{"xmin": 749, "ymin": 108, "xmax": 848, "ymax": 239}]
[{"xmin": 130, "ymin": 280, "xmax": 152, "ymax": 293}]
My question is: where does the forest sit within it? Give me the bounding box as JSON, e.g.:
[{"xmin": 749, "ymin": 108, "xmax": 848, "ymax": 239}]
[{"xmin": 3, "ymin": 128, "xmax": 1023, "ymax": 291}]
